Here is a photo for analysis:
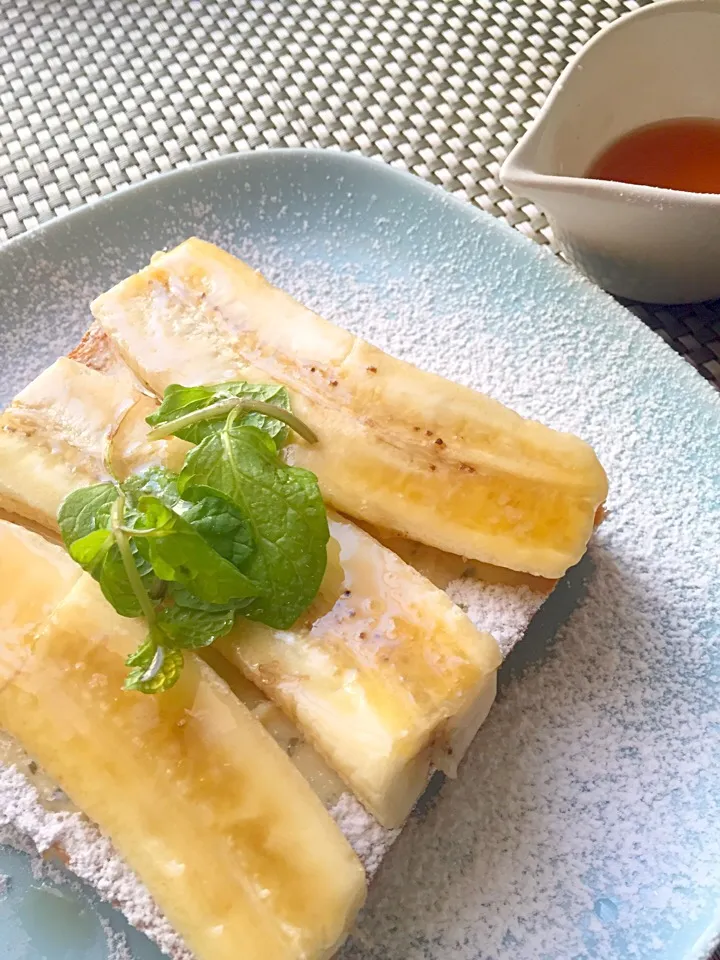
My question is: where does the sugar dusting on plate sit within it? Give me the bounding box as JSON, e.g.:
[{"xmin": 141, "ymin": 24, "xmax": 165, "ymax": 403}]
[
  {"xmin": 0, "ymin": 164, "xmax": 718, "ymax": 960},
  {"xmin": 446, "ymin": 580, "xmax": 545, "ymax": 657},
  {"xmin": 0, "ymin": 822, "xmax": 132, "ymax": 958}
]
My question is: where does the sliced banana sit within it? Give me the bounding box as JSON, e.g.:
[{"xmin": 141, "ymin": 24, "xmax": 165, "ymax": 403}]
[
  {"xmin": 91, "ymin": 237, "xmax": 608, "ymax": 578},
  {"xmin": 0, "ymin": 528, "xmax": 365, "ymax": 960}
]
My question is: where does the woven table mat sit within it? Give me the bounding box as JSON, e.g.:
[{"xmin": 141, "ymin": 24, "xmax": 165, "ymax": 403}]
[{"xmin": 1, "ymin": 0, "xmax": 719, "ymax": 388}]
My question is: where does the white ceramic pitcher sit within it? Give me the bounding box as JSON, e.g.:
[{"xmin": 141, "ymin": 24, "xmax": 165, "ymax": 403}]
[{"xmin": 501, "ymin": 0, "xmax": 720, "ymax": 304}]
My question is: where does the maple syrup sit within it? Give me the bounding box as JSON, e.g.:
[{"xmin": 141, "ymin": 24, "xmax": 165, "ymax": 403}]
[{"xmin": 586, "ymin": 118, "xmax": 720, "ymax": 194}]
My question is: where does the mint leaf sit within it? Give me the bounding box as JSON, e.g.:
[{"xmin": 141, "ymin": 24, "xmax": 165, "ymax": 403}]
[
  {"xmin": 133, "ymin": 495, "xmax": 261, "ymax": 605},
  {"xmin": 60, "ymin": 486, "xmax": 162, "ymax": 618},
  {"xmin": 57, "ymin": 382, "xmax": 326, "ymax": 695},
  {"xmin": 125, "ymin": 468, "xmax": 254, "ymax": 568},
  {"xmin": 147, "ymin": 382, "xmax": 291, "ymax": 448},
  {"xmin": 125, "ymin": 637, "xmax": 157, "ymax": 669},
  {"xmin": 165, "ymin": 583, "xmax": 247, "ymax": 613},
  {"xmin": 124, "ymin": 635, "xmax": 183, "ymax": 694},
  {"xmin": 124, "ymin": 467, "xmax": 180, "ymax": 508},
  {"xmin": 156, "ymin": 603, "xmax": 236, "ymax": 649},
  {"xmin": 58, "ymin": 483, "xmax": 118, "ymax": 546},
  {"xmin": 180, "ymin": 496, "xmax": 253, "ymax": 568},
  {"xmin": 68, "ymin": 528, "xmax": 113, "ymax": 574},
  {"xmin": 178, "ymin": 425, "xmax": 329, "ymax": 629},
  {"xmin": 100, "ymin": 541, "xmax": 162, "ymax": 618}
]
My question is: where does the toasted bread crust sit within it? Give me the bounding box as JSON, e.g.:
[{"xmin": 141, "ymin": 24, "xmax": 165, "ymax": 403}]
[
  {"xmin": 68, "ymin": 321, "xmax": 120, "ymax": 373},
  {"xmin": 69, "ymin": 321, "xmax": 146, "ymax": 390}
]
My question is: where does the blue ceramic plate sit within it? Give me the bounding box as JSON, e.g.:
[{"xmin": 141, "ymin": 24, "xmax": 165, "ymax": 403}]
[{"xmin": 0, "ymin": 150, "xmax": 719, "ymax": 960}]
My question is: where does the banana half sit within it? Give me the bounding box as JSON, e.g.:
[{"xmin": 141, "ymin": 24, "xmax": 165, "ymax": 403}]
[
  {"xmin": 91, "ymin": 238, "xmax": 608, "ymax": 579},
  {"xmin": 0, "ymin": 519, "xmax": 365, "ymax": 960}
]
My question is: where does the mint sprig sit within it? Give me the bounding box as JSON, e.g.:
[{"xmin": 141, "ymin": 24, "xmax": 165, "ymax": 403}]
[
  {"xmin": 156, "ymin": 601, "xmax": 236, "ymax": 649},
  {"xmin": 57, "ymin": 383, "xmax": 326, "ymax": 694}
]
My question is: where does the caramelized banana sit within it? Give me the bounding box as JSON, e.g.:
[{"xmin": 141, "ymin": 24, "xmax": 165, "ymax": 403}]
[
  {"xmin": 0, "ymin": 522, "xmax": 365, "ymax": 960},
  {"xmin": 91, "ymin": 238, "xmax": 608, "ymax": 578}
]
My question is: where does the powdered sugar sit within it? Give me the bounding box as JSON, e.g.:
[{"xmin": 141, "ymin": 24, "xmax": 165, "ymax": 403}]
[
  {"xmin": 99, "ymin": 918, "xmax": 133, "ymax": 960},
  {"xmin": 446, "ymin": 580, "xmax": 546, "ymax": 657},
  {"xmin": 0, "ymin": 821, "xmax": 134, "ymax": 957},
  {"xmin": 330, "ymin": 794, "xmax": 401, "ymax": 880}
]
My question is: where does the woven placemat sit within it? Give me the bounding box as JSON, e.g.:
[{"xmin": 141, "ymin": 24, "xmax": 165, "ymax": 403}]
[{"xmin": 1, "ymin": 0, "xmax": 719, "ymax": 388}]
